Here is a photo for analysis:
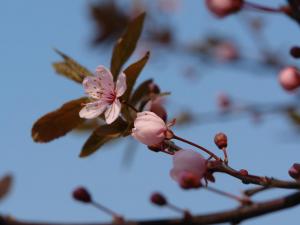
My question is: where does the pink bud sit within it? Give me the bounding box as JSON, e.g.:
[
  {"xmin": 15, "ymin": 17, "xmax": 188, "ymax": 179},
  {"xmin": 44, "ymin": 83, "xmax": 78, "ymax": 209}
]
[
  {"xmin": 214, "ymin": 132, "xmax": 228, "ymax": 149},
  {"xmin": 288, "ymin": 163, "xmax": 300, "ymax": 181},
  {"xmin": 132, "ymin": 111, "xmax": 168, "ymax": 146},
  {"xmin": 170, "ymin": 149, "xmax": 207, "ymax": 189},
  {"xmin": 205, "ymin": 0, "xmax": 244, "ymax": 18},
  {"xmin": 278, "ymin": 67, "xmax": 300, "ymax": 91}
]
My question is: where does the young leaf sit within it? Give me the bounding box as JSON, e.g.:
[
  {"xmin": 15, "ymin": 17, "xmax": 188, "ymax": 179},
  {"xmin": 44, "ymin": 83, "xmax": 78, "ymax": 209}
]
[
  {"xmin": 32, "ymin": 98, "xmax": 88, "ymax": 143},
  {"xmin": 122, "ymin": 51, "xmax": 150, "ymax": 102},
  {"xmin": 53, "ymin": 49, "xmax": 93, "ymax": 83},
  {"xmin": 130, "ymin": 79, "xmax": 153, "ymax": 106},
  {"xmin": 110, "ymin": 12, "xmax": 146, "ymax": 79},
  {"xmin": 80, "ymin": 118, "xmax": 128, "ymax": 157},
  {"xmin": 0, "ymin": 174, "xmax": 13, "ymax": 201}
]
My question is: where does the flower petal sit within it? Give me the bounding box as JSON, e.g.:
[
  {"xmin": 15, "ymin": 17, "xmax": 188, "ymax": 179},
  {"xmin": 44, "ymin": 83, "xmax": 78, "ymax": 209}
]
[
  {"xmin": 82, "ymin": 76, "xmax": 102, "ymax": 99},
  {"xmin": 116, "ymin": 72, "xmax": 127, "ymax": 97},
  {"xmin": 79, "ymin": 101, "xmax": 108, "ymax": 119},
  {"xmin": 105, "ymin": 99, "xmax": 121, "ymax": 124},
  {"xmin": 95, "ymin": 66, "xmax": 114, "ymax": 93}
]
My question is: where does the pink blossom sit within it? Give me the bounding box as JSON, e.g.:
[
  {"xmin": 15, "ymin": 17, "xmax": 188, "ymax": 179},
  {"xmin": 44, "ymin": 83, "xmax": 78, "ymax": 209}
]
[
  {"xmin": 205, "ymin": 0, "xmax": 244, "ymax": 18},
  {"xmin": 278, "ymin": 66, "xmax": 300, "ymax": 92},
  {"xmin": 79, "ymin": 66, "xmax": 127, "ymax": 124},
  {"xmin": 132, "ymin": 111, "xmax": 168, "ymax": 146},
  {"xmin": 170, "ymin": 149, "xmax": 207, "ymax": 189}
]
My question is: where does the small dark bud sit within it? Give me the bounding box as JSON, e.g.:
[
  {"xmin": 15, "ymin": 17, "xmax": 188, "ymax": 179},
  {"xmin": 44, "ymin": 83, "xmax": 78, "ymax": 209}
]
[
  {"xmin": 239, "ymin": 169, "xmax": 249, "ymax": 176},
  {"xmin": 290, "ymin": 47, "xmax": 300, "ymax": 58},
  {"xmin": 288, "ymin": 163, "xmax": 300, "ymax": 180},
  {"xmin": 150, "ymin": 192, "xmax": 167, "ymax": 206},
  {"xmin": 72, "ymin": 187, "xmax": 92, "ymax": 203},
  {"xmin": 214, "ymin": 132, "xmax": 228, "ymax": 149}
]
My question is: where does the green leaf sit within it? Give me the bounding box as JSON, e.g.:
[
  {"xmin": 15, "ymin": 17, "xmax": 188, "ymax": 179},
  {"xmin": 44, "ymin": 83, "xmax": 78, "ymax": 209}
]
[
  {"xmin": 53, "ymin": 49, "xmax": 93, "ymax": 83},
  {"xmin": 32, "ymin": 98, "xmax": 88, "ymax": 143},
  {"xmin": 80, "ymin": 118, "xmax": 128, "ymax": 157},
  {"xmin": 110, "ymin": 12, "xmax": 146, "ymax": 79},
  {"xmin": 123, "ymin": 51, "xmax": 150, "ymax": 102},
  {"xmin": 0, "ymin": 174, "xmax": 13, "ymax": 201}
]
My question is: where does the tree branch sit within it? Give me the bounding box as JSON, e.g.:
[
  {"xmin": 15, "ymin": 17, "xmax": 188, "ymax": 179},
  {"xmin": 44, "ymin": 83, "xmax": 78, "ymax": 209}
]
[{"xmin": 1, "ymin": 191, "xmax": 300, "ymax": 225}]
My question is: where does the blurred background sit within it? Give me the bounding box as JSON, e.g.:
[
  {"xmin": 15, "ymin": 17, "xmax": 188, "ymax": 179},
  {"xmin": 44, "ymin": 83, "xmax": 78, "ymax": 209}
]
[{"xmin": 1, "ymin": 0, "xmax": 300, "ymax": 224}]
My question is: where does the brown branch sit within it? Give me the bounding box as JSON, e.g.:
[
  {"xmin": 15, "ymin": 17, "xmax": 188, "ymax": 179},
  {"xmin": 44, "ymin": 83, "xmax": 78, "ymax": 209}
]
[
  {"xmin": 1, "ymin": 191, "xmax": 300, "ymax": 225},
  {"xmin": 208, "ymin": 161, "xmax": 300, "ymax": 189}
]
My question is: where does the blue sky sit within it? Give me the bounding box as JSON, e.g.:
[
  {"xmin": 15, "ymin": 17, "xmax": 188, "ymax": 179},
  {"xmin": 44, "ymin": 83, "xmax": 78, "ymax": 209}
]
[{"xmin": 1, "ymin": 0, "xmax": 300, "ymax": 224}]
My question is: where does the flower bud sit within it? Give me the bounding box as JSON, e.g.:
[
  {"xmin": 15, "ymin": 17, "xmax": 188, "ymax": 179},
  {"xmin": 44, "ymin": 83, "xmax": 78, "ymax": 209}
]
[
  {"xmin": 132, "ymin": 111, "xmax": 168, "ymax": 146},
  {"xmin": 214, "ymin": 132, "xmax": 228, "ymax": 149},
  {"xmin": 170, "ymin": 149, "xmax": 207, "ymax": 189},
  {"xmin": 205, "ymin": 0, "xmax": 244, "ymax": 18},
  {"xmin": 150, "ymin": 192, "xmax": 167, "ymax": 206},
  {"xmin": 72, "ymin": 187, "xmax": 92, "ymax": 203},
  {"xmin": 239, "ymin": 169, "xmax": 249, "ymax": 176},
  {"xmin": 288, "ymin": 163, "xmax": 300, "ymax": 181},
  {"xmin": 290, "ymin": 46, "xmax": 300, "ymax": 59},
  {"xmin": 278, "ymin": 66, "xmax": 300, "ymax": 91}
]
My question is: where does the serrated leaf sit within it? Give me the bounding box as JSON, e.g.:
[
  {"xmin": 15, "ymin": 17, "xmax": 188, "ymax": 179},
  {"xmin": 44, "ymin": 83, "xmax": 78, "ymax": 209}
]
[
  {"xmin": 110, "ymin": 12, "xmax": 146, "ymax": 79},
  {"xmin": 0, "ymin": 174, "xmax": 13, "ymax": 201},
  {"xmin": 123, "ymin": 51, "xmax": 150, "ymax": 102},
  {"xmin": 32, "ymin": 98, "xmax": 88, "ymax": 143},
  {"xmin": 53, "ymin": 49, "xmax": 93, "ymax": 83},
  {"xmin": 80, "ymin": 118, "xmax": 128, "ymax": 157}
]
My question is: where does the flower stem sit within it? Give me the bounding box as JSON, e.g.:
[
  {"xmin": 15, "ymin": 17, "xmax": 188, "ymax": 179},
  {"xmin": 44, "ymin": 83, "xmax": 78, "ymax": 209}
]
[
  {"xmin": 173, "ymin": 135, "xmax": 220, "ymax": 161},
  {"xmin": 244, "ymin": 1, "xmax": 284, "ymax": 13},
  {"xmin": 91, "ymin": 201, "xmax": 120, "ymax": 218},
  {"xmin": 222, "ymin": 147, "xmax": 229, "ymax": 165},
  {"xmin": 205, "ymin": 186, "xmax": 250, "ymax": 204}
]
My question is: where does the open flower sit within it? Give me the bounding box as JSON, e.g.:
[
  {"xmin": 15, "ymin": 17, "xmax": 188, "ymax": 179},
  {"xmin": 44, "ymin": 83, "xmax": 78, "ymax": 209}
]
[
  {"xmin": 170, "ymin": 149, "xmax": 207, "ymax": 189},
  {"xmin": 79, "ymin": 66, "xmax": 126, "ymax": 124},
  {"xmin": 132, "ymin": 111, "xmax": 169, "ymax": 146}
]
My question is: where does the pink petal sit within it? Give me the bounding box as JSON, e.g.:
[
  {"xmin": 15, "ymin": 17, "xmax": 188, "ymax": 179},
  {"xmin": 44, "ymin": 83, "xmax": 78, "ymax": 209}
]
[
  {"xmin": 95, "ymin": 66, "xmax": 114, "ymax": 93},
  {"xmin": 82, "ymin": 76, "xmax": 102, "ymax": 99},
  {"xmin": 116, "ymin": 72, "xmax": 127, "ymax": 97},
  {"xmin": 79, "ymin": 101, "xmax": 108, "ymax": 119},
  {"xmin": 104, "ymin": 99, "xmax": 121, "ymax": 124}
]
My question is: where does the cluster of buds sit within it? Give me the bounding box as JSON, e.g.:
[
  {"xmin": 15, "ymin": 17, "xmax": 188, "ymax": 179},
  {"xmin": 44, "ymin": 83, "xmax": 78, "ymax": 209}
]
[{"xmin": 278, "ymin": 66, "xmax": 300, "ymax": 92}]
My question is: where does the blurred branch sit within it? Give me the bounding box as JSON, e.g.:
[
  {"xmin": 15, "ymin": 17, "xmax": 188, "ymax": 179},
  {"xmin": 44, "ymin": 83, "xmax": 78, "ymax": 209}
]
[{"xmin": 1, "ymin": 191, "xmax": 300, "ymax": 225}]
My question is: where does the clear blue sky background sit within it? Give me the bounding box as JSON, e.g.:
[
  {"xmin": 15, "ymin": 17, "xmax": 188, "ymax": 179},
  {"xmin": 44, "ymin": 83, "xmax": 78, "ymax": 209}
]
[{"xmin": 1, "ymin": 0, "xmax": 300, "ymax": 224}]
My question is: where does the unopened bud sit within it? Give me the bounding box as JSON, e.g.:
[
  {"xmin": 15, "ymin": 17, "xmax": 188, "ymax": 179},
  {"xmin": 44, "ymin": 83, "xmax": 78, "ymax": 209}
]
[
  {"xmin": 214, "ymin": 132, "xmax": 228, "ymax": 149},
  {"xmin": 290, "ymin": 46, "xmax": 300, "ymax": 59},
  {"xmin": 205, "ymin": 0, "xmax": 244, "ymax": 18},
  {"xmin": 278, "ymin": 66, "xmax": 300, "ymax": 91},
  {"xmin": 150, "ymin": 192, "xmax": 167, "ymax": 206},
  {"xmin": 288, "ymin": 163, "xmax": 300, "ymax": 180},
  {"xmin": 72, "ymin": 187, "xmax": 92, "ymax": 203}
]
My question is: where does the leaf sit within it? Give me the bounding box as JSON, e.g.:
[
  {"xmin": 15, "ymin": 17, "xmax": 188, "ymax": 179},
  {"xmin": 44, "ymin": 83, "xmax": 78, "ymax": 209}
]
[
  {"xmin": 130, "ymin": 79, "xmax": 153, "ymax": 106},
  {"xmin": 53, "ymin": 49, "xmax": 93, "ymax": 83},
  {"xmin": 110, "ymin": 12, "xmax": 146, "ymax": 79},
  {"xmin": 0, "ymin": 174, "xmax": 13, "ymax": 201},
  {"xmin": 32, "ymin": 98, "xmax": 88, "ymax": 143},
  {"xmin": 123, "ymin": 51, "xmax": 150, "ymax": 102},
  {"xmin": 80, "ymin": 118, "xmax": 128, "ymax": 157}
]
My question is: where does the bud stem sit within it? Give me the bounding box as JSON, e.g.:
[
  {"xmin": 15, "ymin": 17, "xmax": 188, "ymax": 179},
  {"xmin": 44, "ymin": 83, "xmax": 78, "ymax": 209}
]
[
  {"xmin": 91, "ymin": 201, "xmax": 121, "ymax": 218},
  {"xmin": 222, "ymin": 147, "xmax": 229, "ymax": 165},
  {"xmin": 205, "ymin": 186, "xmax": 250, "ymax": 204},
  {"xmin": 173, "ymin": 135, "xmax": 220, "ymax": 161},
  {"xmin": 244, "ymin": 2, "xmax": 285, "ymax": 13}
]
